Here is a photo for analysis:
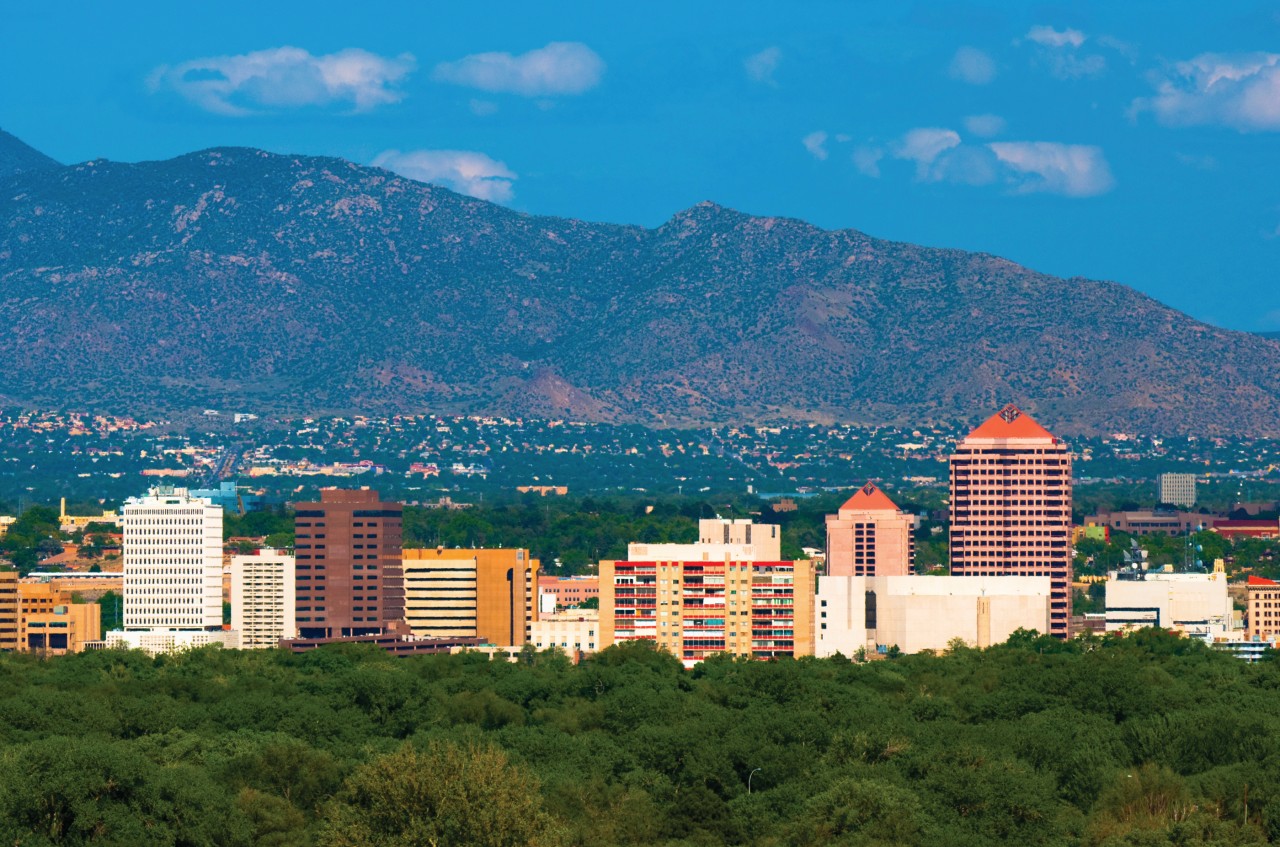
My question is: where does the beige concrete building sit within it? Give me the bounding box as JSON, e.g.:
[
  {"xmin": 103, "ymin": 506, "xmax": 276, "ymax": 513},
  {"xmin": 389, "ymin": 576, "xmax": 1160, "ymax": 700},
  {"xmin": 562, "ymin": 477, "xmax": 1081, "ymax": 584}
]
[
  {"xmin": 698, "ymin": 518, "xmax": 781, "ymax": 560},
  {"xmin": 826, "ymin": 482, "xmax": 915, "ymax": 576},
  {"xmin": 401, "ymin": 548, "xmax": 539, "ymax": 646},
  {"xmin": 950, "ymin": 404, "xmax": 1073, "ymax": 638},
  {"xmin": 17, "ymin": 581, "xmax": 101, "ymax": 654},
  {"xmin": 58, "ymin": 498, "xmax": 121, "ymax": 534},
  {"xmin": 815, "ymin": 574, "xmax": 1051, "ymax": 656},
  {"xmin": 1105, "ymin": 567, "xmax": 1232, "ymax": 637},
  {"xmin": 230, "ymin": 549, "xmax": 297, "ymax": 649},
  {"xmin": 530, "ymin": 611, "xmax": 600, "ymax": 657},
  {"xmin": 1246, "ymin": 576, "xmax": 1280, "ymax": 641}
]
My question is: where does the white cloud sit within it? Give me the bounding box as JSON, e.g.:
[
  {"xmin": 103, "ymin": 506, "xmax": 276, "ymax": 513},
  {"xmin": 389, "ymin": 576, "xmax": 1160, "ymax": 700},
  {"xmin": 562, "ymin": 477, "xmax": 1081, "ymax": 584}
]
[
  {"xmin": 1021, "ymin": 25, "xmax": 1106, "ymax": 79},
  {"xmin": 372, "ymin": 149, "xmax": 517, "ymax": 202},
  {"xmin": 745, "ymin": 46, "xmax": 782, "ymax": 85},
  {"xmin": 988, "ymin": 141, "xmax": 1114, "ymax": 197},
  {"xmin": 852, "ymin": 146, "xmax": 883, "ymax": 177},
  {"xmin": 1135, "ymin": 53, "xmax": 1280, "ymax": 131},
  {"xmin": 892, "ymin": 127, "xmax": 962, "ymax": 177},
  {"xmin": 1026, "ymin": 25, "xmax": 1085, "ymax": 49},
  {"xmin": 148, "ymin": 47, "xmax": 414, "ymax": 115},
  {"xmin": 432, "ymin": 42, "xmax": 604, "ymax": 96},
  {"xmin": 802, "ymin": 130, "xmax": 829, "ymax": 160},
  {"xmin": 862, "ymin": 127, "xmax": 1113, "ymax": 197},
  {"xmin": 469, "ymin": 99, "xmax": 498, "ymax": 116},
  {"xmin": 964, "ymin": 113, "xmax": 1006, "ymax": 137},
  {"xmin": 949, "ymin": 46, "xmax": 997, "ymax": 84}
]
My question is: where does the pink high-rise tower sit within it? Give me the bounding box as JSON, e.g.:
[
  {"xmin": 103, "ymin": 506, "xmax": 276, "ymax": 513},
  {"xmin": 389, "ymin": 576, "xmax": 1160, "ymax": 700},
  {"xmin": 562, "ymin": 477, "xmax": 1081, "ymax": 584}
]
[{"xmin": 949, "ymin": 404, "xmax": 1073, "ymax": 638}]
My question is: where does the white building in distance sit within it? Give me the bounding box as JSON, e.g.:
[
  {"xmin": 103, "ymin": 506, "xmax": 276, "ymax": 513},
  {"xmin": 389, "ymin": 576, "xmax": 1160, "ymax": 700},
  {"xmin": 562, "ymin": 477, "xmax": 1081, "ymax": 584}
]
[
  {"xmin": 230, "ymin": 548, "xmax": 296, "ymax": 649},
  {"xmin": 109, "ymin": 486, "xmax": 236, "ymax": 653},
  {"xmin": 816, "ymin": 574, "xmax": 1051, "ymax": 656},
  {"xmin": 1157, "ymin": 473, "xmax": 1197, "ymax": 509}
]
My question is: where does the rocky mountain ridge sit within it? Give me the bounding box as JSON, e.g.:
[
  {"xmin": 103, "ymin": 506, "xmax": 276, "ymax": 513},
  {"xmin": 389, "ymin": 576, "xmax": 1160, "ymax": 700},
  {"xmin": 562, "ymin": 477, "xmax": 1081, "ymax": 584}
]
[{"xmin": 2, "ymin": 135, "xmax": 1280, "ymax": 436}]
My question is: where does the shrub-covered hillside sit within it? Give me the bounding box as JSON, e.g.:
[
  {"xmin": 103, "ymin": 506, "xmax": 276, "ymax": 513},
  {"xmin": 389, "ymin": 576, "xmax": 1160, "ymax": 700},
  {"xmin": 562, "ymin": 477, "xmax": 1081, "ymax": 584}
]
[{"xmin": 0, "ymin": 632, "xmax": 1277, "ymax": 846}]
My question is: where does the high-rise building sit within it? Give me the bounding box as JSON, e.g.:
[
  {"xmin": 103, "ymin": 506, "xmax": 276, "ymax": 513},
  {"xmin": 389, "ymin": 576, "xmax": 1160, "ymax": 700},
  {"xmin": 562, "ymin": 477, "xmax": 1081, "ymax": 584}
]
[
  {"xmin": 949, "ymin": 404, "xmax": 1073, "ymax": 638},
  {"xmin": 400, "ymin": 548, "xmax": 539, "ymax": 646},
  {"xmin": 825, "ymin": 482, "xmax": 915, "ymax": 576},
  {"xmin": 0, "ymin": 570, "xmax": 18, "ymax": 651},
  {"xmin": 293, "ymin": 488, "xmax": 405, "ymax": 639},
  {"xmin": 121, "ymin": 487, "xmax": 225, "ymax": 632},
  {"xmin": 18, "ymin": 581, "xmax": 101, "ymax": 654},
  {"xmin": 600, "ymin": 522, "xmax": 815, "ymax": 667},
  {"xmin": 230, "ymin": 548, "xmax": 296, "ymax": 649},
  {"xmin": 1157, "ymin": 473, "xmax": 1197, "ymax": 509}
]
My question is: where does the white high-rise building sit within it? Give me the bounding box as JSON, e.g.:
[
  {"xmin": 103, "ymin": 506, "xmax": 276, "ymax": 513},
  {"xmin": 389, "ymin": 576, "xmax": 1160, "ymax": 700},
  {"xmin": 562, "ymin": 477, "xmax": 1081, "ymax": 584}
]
[
  {"xmin": 119, "ymin": 487, "xmax": 228, "ymax": 643},
  {"xmin": 230, "ymin": 548, "xmax": 296, "ymax": 649}
]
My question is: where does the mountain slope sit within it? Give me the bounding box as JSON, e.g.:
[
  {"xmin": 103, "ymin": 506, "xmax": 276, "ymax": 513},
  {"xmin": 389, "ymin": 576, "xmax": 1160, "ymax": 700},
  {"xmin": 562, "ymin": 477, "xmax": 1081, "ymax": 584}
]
[
  {"xmin": 2, "ymin": 144, "xmax": 1280, "ymax": 436},
  {"xmin": 0, "ymin": 129, "xmax": 60, "ymax": 177}
]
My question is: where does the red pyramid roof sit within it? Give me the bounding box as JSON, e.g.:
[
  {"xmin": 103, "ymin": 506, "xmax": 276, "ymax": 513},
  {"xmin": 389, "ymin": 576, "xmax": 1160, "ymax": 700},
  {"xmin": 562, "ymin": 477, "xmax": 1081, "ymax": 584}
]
[
  {"xmin": 839, "ymin": 482, "xmax": 901, "ymax": 512},
  {"xmin": 1247, "ymin": 575, "xmax": 1278, "ymax": 586},
  {"xmin": 966, "ymin": 403, "xmax": 1057, "ymax": 440}
]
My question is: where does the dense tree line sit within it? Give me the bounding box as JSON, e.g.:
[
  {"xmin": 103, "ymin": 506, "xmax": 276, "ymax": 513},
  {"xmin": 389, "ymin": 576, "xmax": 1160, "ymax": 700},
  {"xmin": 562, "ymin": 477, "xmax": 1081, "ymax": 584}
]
[{"xmin": 0, "ymin": 632, "xmax": 1276, "ymax": 845}]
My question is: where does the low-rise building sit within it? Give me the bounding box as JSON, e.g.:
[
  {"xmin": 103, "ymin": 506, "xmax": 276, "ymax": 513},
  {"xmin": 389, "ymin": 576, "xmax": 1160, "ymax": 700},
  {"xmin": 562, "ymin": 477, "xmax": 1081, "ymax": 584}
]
[
  {"xmin": 530, "ymin": 611, "xmax": 600, "ymax": 658},
  {"xmin": 1086, "ymin": 510, "xmax": 1207, "ymax": 537},
  {"xmin": 105, "ymin": 629, "xmax": 238, "ymax": 655},
  {"xmin": 1211, "ymin": 520, "xmax": 1280, "ymax": 540},
  {"xmin": 537, "ymin": 575, "xmax": 599, "ymax": 611},
  {"xmin": 17, "ymin": 582, "xmax": 101, "ymax": 654},
  {"xmin": 815, "ymin": 575, "xmax": 1051, "ymax": 656},
  {"xmin": 1104, "ymin": 567, "xmax": 1232, "ymax": 637}
]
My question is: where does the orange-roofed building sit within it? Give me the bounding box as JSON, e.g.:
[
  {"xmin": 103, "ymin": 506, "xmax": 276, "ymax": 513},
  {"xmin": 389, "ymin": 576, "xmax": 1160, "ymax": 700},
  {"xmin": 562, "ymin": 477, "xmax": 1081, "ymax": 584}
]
[
  {"xmin": 949, "ymin": 404, "xmax": 1073, "ymax": 639},
  {"xmin": 1246, "ymin": 575, "xmax": 1280, "ymax": 641},
  {"xmin": 826, "ymin": 482, "xmax": 915, "ymax": 576}
]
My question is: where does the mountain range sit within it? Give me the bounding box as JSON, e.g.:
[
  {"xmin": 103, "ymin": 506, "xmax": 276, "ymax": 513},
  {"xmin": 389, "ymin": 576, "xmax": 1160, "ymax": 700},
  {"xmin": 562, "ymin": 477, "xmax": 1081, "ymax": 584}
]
[{"xmin": 3, "ymin": 130, "xmax": 1280, "ymax": 436}]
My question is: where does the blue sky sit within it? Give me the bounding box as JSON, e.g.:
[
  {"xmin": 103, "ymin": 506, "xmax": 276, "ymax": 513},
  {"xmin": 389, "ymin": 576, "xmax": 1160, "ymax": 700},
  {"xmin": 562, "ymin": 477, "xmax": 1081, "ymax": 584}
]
[{"xmin": 3, "ymin": 1, "xmax": 1280, "ymax": 330}]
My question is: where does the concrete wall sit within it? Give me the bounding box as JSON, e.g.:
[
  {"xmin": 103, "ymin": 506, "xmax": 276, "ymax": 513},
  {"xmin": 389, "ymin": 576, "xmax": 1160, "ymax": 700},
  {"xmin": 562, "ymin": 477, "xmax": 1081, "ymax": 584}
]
[{"xmin": 816, "ymin": 575, "xmax": 1051, "ymax": 656}]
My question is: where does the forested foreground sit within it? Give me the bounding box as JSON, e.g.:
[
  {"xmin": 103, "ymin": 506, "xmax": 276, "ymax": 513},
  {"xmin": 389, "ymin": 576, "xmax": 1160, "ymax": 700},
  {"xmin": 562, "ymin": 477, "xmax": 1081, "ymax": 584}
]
[{"xmin": 1, "ymin": 634, "xmax": 1279, "ymax": 846}]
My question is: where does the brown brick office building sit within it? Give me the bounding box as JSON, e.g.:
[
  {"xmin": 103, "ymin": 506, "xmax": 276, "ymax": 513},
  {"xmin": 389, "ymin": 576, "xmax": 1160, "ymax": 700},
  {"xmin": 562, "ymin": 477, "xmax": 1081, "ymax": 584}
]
[{"xmin": 294, "ymin": 488, "xmax": 406, "ymax": 639}]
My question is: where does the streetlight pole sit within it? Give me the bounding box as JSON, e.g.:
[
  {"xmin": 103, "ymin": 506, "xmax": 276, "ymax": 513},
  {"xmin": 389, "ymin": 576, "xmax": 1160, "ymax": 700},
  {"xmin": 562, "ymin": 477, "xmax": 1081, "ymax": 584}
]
[{"xmin": 748, "ymin": 767, "xmax": 762, "ymax": 794}]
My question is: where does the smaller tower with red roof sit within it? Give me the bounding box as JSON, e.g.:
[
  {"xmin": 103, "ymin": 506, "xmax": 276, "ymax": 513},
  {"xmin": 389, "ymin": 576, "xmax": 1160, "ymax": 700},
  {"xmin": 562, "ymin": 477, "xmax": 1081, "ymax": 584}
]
[{"xmin": 826, "ymin": 481, "xmax": 916, "ymax": 576}]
